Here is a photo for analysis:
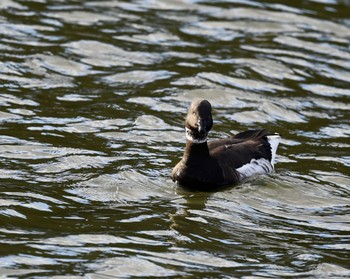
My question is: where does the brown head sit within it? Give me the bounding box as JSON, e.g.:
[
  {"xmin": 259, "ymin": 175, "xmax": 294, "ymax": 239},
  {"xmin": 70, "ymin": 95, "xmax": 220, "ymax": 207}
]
[{"xmin": 185, "ymin": 99, "xmax": 213, "ymax": 143}]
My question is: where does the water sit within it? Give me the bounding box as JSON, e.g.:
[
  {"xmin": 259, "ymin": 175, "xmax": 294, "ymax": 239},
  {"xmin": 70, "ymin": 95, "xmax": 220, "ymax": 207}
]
[{"xmin": 0, "ymin": 0, "xmax": 349, "ymax": 277}]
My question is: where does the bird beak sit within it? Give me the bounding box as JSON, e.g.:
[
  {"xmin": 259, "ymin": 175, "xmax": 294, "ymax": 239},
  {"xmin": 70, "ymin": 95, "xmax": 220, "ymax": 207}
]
[{"xmin": 198, "ymin": 118, "xmax": 206, "ymax": 133}]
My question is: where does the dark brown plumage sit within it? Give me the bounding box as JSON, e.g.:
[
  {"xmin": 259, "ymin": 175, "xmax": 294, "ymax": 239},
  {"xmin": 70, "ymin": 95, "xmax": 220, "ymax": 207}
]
[{"xmin": 171, "ymin": 99, "xmax": 280, "ymax": 191}]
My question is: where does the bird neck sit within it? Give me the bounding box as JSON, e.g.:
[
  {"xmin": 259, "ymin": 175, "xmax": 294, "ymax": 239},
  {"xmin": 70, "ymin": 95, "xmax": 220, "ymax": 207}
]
[{"xmin": 183, "ymin": 140, "xmax": 210, "ymax": 163}]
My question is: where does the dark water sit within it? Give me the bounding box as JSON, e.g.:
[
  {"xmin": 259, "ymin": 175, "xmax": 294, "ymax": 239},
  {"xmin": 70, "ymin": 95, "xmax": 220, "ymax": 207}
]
[{"xmin": 1, "ymin": 0, "xmax": 350, "ymax": 277}]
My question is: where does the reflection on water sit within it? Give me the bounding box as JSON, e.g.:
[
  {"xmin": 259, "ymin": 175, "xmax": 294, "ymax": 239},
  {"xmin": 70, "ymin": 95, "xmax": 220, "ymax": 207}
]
[{"xmin": 0, "ymin": 0, "xmax": 349, "ymax": 277}]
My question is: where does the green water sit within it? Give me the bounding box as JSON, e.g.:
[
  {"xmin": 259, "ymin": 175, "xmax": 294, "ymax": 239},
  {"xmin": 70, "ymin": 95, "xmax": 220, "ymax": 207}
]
[{"xmin": 0, "ymin": 0, "xmax": 349, "ymax": 277}]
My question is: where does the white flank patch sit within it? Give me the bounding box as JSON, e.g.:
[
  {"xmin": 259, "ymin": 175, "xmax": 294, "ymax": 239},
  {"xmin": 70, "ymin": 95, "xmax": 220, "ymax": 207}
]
[
  {"xmin": 267, "ymin": 134, "xmax": 280, "ymax": 166},
  {"xmin": 236, "ymin": 158, "xmax": 273, "ymax": 180}
]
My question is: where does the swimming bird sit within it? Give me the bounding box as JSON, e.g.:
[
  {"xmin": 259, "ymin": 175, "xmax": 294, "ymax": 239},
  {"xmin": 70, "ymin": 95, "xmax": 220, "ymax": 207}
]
[{"xmin": 171, "ymin": 99, "xmax": 280, "ymax": 191}]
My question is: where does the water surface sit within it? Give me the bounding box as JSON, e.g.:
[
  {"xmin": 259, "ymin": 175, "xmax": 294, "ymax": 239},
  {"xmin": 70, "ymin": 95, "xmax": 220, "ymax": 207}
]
[{"xmin": 0, "ymin": 0, "xmax": 349, "ymax": 277}]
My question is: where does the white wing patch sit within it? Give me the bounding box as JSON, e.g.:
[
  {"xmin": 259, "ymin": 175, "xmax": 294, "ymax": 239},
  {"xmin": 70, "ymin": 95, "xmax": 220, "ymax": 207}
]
[{"xmin": 236, "ymin": 158, "xmax": 273, "ymax": 180}]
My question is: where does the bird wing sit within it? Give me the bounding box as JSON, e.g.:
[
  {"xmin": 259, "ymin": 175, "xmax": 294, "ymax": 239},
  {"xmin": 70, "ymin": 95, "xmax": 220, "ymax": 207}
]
[{"xmin": 208, "ymin": 129, "xmax": 272, "ymax": 169}]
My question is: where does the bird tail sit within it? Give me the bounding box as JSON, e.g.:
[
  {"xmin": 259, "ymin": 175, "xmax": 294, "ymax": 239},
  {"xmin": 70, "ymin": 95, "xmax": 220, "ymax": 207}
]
[{"xmin": 267, "ymin": 134, "xmax": 280, "ymax": 166}]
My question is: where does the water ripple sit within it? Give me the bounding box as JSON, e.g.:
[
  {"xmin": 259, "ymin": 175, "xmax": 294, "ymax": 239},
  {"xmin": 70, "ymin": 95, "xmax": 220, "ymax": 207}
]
[
  {"xmin": 103, "ymin": 70, "xmax": 177, "ymax": 85},
  {"xmin": 65, "ymin": 40, "xmax": 162, "ymax": 67},
  {"xmin": 0, "ymin": 0, "xmax": 349, "ymax": 277}
]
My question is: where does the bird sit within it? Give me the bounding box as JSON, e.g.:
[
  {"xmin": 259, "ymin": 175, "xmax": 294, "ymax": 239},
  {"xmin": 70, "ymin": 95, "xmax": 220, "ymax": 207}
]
[{"xmin": 171, "ymin": 99, "xmax": 280, "ymax": 191}]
